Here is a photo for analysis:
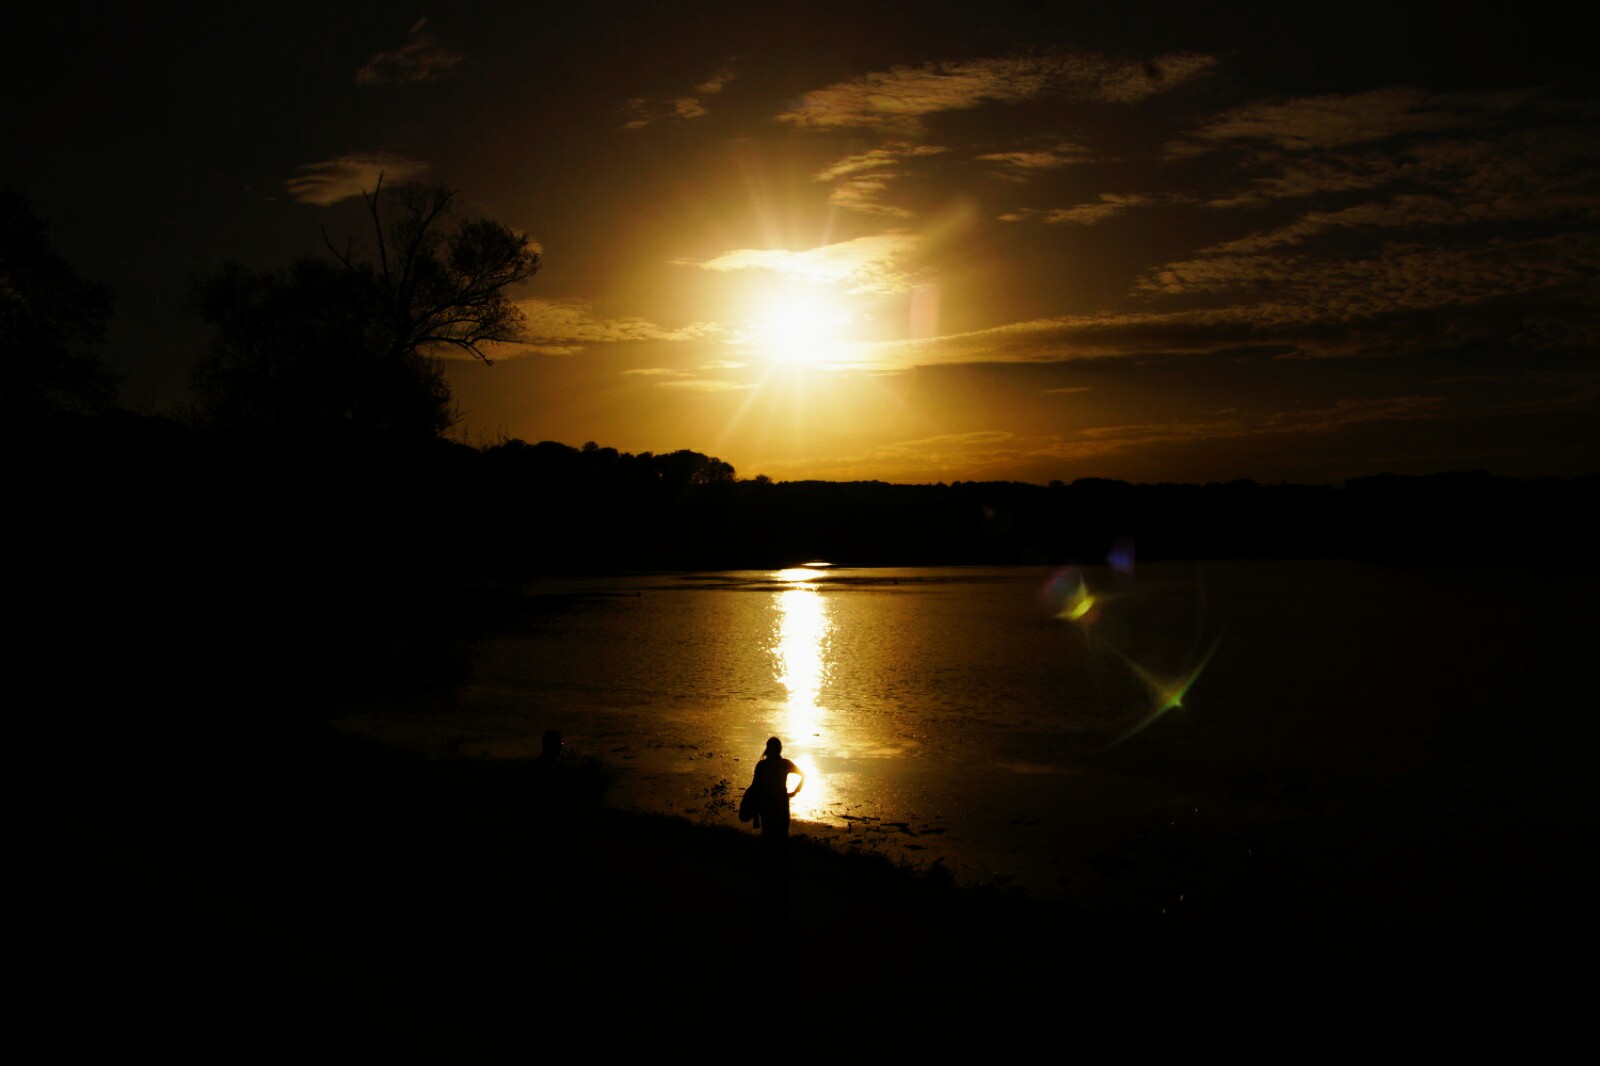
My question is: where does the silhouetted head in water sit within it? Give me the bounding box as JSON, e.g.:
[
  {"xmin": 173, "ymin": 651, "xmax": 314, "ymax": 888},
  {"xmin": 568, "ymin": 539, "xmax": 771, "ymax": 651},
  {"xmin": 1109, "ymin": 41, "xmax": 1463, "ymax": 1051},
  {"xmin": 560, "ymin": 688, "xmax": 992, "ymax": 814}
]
[
  {"xmin": 541, "ymin": 730, "xmax": 563, "ymax": 760},
  {"xmin": 765, "ymin": 736, "xmax": 782, "ymax": 758}
]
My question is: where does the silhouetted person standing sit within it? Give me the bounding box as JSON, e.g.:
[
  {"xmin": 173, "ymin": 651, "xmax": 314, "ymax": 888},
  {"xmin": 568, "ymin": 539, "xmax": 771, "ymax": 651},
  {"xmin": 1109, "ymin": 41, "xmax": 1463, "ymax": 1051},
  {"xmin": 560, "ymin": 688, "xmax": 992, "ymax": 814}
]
[{"xmin": 750, "ymin": 737, "xmax": 804, "ymax": 881}]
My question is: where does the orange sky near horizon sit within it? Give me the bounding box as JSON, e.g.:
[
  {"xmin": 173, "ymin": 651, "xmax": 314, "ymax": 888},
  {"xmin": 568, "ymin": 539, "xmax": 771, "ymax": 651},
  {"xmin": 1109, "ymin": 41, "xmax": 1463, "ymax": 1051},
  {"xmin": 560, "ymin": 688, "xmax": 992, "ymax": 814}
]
[{"xmin": 5, "ymin": 3, "xmax": 1597, "ymax": 485}]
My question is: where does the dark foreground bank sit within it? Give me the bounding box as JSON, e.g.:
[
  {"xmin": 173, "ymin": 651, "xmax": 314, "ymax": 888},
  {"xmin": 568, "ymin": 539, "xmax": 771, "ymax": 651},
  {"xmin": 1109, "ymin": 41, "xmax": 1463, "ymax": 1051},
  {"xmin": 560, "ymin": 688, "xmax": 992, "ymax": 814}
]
[{"xmin": 15, "ymin": 684, "xmax": 1594, "ymax": 1059}]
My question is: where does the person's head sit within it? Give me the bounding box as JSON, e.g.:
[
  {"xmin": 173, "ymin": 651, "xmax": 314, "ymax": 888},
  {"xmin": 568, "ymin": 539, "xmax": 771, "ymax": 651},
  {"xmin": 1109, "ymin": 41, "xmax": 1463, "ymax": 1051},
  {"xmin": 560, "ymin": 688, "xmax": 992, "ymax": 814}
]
[
  {"xmin": 541, "ymin": 729, "xmax": 563, "ymax": 757},
  {"xmin": 765, "ymin": 736, "xmax": 782, "ymax": 757}
]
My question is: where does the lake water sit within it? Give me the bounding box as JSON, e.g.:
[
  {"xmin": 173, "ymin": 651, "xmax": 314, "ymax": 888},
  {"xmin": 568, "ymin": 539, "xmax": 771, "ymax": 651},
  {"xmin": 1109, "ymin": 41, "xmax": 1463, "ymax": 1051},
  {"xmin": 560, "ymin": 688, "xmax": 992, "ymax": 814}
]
[{"xmin": 344, "ymin": 560, "xmax": 1597, "ymax": 898}]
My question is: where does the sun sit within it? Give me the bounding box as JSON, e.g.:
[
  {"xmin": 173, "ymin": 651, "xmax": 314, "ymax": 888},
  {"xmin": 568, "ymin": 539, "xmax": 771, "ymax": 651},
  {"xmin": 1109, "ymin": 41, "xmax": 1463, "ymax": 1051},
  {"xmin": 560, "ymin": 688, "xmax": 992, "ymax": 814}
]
[{"xmin": 744, "ymin": 282, "xmax": 854, "ymax": 366}]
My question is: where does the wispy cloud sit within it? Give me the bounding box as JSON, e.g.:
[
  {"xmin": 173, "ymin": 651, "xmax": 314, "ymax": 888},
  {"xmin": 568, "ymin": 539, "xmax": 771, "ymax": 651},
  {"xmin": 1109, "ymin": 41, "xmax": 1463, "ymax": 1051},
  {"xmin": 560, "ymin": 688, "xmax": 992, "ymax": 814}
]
[
  {"xmin": 1067, "ymin": 395, "xmax": 1449, "ymax": 460},
  {"xmin": 1169, "ymin": 86, "xmax": 1544, "ymax": 156},
  {"xmin": 778, "ymin": 52, "xmax": 1215, "ymax": 134},
  {"xmin": 1205, "ymin": 152, "xmax": 1409, "ymax": 208},
  {"xmin": 1000, "ymin": 193, "xmax": 1152, "ymax": 225},
  {"xmin": 696, "ymin": 68, "xmax": 735, "ymax": 95},
  {"xmin": 755, "ymin": 430, "xmax": 1047, "ymax": 482},
  {"xmin": 826, "ymin": 177, "xmax": 914, "ymax": 218},
  {"xmin": 814, "ymin": 144, "xmax": 949, "ymax": 181},
  {"xmin": 356, "ymin": 19, "xmax": 463, "ymax": 86},
  {"xmin": 659, "ymin": 378, "xmax": 753, "ymax": 391},
  {"xmin": 676, "ymin": 233, "xmax": 921, "ymax": 294},
  {"xmin": 283, "ymin": 153, "xmax": 429, "ymax": 205},
  {"xmin": 620, "ymin": 366, "xmax": 751, "ymax": 391},
  {"xmin": 758, "ymin": 392, "xmax": 1465, "ymax": 481},
  {"xmin": 1136, "ymin": 231, "xmax": 1600, "ymax": 322},
  {"xmin": 850, "ymin": 227, "xmax": 1599, "ymax": 366},
  {"xmin": 1198, "ymin": 102, "xmax": 1599, "ymax": 223},
  {"xmin": 977, "ymin": 143, "xmax": 1094, "ymax": 182},
  {"xmin": 513, "ymin": 298, "xmax": 721, "ymax": 347},
  {"xmin": 811, "ymin": 143, "xmax": 947, "ymax": 217},
  {"xmin": 622, "ymin": 62, "xmax": 737, "ymax": 129}
]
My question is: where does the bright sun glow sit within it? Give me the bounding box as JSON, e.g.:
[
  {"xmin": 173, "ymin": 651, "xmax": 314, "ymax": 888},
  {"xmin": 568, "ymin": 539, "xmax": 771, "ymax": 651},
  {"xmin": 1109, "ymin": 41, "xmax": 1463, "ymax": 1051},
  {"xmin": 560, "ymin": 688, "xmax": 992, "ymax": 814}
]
[{"xmin": 745, "ymin": 283, "xmax": 854, "ymax": 366}]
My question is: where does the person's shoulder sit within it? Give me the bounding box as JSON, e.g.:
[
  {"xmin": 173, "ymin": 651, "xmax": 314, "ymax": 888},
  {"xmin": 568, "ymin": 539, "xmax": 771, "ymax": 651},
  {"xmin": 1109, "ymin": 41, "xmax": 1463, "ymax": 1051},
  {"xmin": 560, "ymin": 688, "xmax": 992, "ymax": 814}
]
[{"xmin": 784, "ymin": 758, "xmax": 800, "ymax": 772}]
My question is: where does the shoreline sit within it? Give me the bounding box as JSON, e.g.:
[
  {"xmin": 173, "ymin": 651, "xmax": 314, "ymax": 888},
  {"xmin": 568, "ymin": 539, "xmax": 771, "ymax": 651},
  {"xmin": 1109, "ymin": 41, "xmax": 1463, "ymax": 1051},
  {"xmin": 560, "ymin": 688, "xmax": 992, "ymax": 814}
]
[{"xmin": 19, "ymin": 696, "xmax": 1592, "ymax": 1054}]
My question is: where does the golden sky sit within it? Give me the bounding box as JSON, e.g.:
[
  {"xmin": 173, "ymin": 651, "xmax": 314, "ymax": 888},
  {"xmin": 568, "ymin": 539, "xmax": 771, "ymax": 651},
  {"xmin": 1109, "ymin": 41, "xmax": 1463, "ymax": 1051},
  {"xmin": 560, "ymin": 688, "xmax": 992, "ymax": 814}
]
[{"xmin": 5, "ymin": 3, "xmax": 1597, "ymax": 483}]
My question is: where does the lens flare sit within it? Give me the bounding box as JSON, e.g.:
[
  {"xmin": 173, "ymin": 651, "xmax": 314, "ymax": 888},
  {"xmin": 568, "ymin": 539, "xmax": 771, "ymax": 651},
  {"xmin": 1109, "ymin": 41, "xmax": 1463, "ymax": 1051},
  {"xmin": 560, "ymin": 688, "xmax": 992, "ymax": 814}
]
[
  {"xmin": 1101, "ymin": 635, "xmax": 1223, "ymax": 749},
  {"xmin": 1040, "ymin": 567, "xmax": 1102, "ymax": 623},
  {"xmin": 1040, "ymin": 564, "xmax": 1222, "ymax": 749}
]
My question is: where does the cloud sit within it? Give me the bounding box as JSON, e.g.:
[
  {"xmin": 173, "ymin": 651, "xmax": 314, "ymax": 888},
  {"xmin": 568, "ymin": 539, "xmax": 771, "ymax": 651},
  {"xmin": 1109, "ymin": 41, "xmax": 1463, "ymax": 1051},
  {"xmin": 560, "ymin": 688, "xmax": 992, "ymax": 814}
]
[
  {"xmin": 755, "ymin": 430, "xmax": 1053, "ymax": 482},
  {"xmin": 1170, "ymin": 86, "xmax": 1544, "ymax": 156},
  {"xmin": 1002, "ymin": 193, "xmax": 1152, "ymax": 225},
  {"xmin": 1202, "ymin": 192, "xmax": 1591, "ymax": 257},
  {"xmin": 356, "ymin": 19, "xmax": 463, "ymax": 85},
  {"xmin": 1196, "ymin": 197, "xmax": 1475, "ymax": 256},
  {"xmin": 849, "ymin": 232, "xmax": 1599, "ymax": 367},
  {"xmin": 811, "ymin": 143, "xmax": 947, "ymax": 216},
  {"xmin": 813, "ymin": 139, "xmax": 1095, "ymax": 218},
  {"xmin": 622, "ymin": 63, "xmax": 737, "ymax": 128},
  {"xmin": 696, "ymin": 68, "xmax": 736, "ymax": 96},
  {"xmin": 620, "ymin": 99, "xmax": 653, "ymax": 130},
  {"xmin": 1137, "ymin": 232, "xmax": 1600, "ymax": 323},
  {"xmin": 659, "ymin": 378, "xmax": 753, "ymax": 391},
  {"xmin": 977, "ymin": 144, "xmax": 1094, "ymax": 181},
  {"xmin": 778, "ymin": 52, "xmax": 1215, "ymax": 133},
  {"xmin": 827, "ymin": 177, "xmax": 914, "ymax": 218},
  {"xmin": 852, "ymin": 310, "xmax": 1278, "ymax": 367},
  {"xmin": 1096, "ymin": 91, "xmax": 1600, "ymax": 366},
  {"xmin": 1206, "ymin": 153, "xmax": 1409, "ymax": 208},
  {"xmin": 676, "ymin": 233, "xmax": 921, "ymax": 294},
  {"xmin": 1208, "ymin": 136, "xmax": 1600, "ymax": 252},
  {"xmin": 283, "ymin": 153, "xmax": 429, "ymax": 205},
  {"xmin": 750, "ymin": 387, "xmax": 1478, "ymax": 481},
  {"xmin": 814, "ymin": 144, "xmax": 949, "ymax": 182},
  {"xmin": 466, "ymin": 299, "xmax": 720, "ymax": 357},
  {"xmin": 763, "ymin": 424, "xmax": 1281, "ymax": 483},
  {"xmin": 1022, "ymin": 395, "xmax": 1449, "ymax": 467},
  {"xmin": 619, "ymin": 366, "xmax": 751, "ymax": 391}
]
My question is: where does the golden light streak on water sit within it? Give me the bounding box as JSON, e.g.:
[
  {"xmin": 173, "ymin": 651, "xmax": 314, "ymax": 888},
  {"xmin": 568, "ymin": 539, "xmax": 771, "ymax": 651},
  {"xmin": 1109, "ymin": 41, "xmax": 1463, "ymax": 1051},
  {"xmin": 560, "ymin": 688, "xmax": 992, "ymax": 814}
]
[{"xmin": 771, "ymin": 566, "xmax": 832, "ymax": 819}]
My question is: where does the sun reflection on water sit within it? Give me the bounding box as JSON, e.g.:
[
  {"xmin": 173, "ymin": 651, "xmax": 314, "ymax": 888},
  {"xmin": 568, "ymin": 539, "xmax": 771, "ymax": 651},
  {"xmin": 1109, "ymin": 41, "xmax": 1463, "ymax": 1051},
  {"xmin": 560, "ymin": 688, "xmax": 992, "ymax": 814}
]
[{"xmin": 771, "ymin": 566, "xmax": 832, "ymax": 819}]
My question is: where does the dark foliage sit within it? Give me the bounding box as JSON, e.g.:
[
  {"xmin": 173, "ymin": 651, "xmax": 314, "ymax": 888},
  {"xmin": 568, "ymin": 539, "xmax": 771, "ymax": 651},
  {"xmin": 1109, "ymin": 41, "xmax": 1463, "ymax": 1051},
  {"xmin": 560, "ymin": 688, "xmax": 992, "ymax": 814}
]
[
  {"xmin": 190, "ymin": 180, "xmax": 539, "ymax": 435},
  {"xmin": 191, "ymin": 258, "xmax": 454, "ymax": 434},
  {"xmin": 0, "ymin": 189, "xmax": 118, "ymax": 416},
  {"xmin": 11, "ymin": 411, "xmax": 1595, "ymax": 739}
]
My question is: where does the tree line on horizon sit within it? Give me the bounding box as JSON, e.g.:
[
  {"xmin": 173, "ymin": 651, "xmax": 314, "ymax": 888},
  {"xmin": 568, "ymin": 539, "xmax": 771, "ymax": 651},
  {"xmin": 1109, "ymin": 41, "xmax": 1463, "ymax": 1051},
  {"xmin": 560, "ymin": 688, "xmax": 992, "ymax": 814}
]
[
  {"xmin": 8, "ymin": 181, "xmax": 1597, "ymax": 599},
  {"xmin": 9, "ymin": 183, "xmax": 1595, "ymax": 728}
]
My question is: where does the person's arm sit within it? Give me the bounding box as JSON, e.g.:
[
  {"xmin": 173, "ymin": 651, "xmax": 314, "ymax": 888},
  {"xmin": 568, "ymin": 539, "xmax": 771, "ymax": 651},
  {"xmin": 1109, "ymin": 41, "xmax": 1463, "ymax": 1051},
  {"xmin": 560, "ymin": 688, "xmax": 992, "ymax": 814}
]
[{"xmin": 787, "ymin": 762, "xmax": 805, "ymax": 798}]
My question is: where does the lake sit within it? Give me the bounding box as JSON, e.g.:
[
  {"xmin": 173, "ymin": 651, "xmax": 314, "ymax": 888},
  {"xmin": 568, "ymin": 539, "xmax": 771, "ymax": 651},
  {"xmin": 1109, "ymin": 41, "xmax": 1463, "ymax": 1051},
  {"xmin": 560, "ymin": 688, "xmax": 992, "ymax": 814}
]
[{"xmin": 342, "ymin": 559, "xmax": 1597, "ymax": 901}]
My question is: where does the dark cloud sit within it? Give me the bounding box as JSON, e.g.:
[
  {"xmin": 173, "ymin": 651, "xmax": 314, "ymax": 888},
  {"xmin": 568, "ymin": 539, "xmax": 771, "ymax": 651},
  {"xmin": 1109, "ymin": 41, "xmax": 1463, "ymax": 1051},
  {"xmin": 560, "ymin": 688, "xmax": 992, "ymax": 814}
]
[
  {"xmin": 622, "ymin": 62, "xmax": 738, "ymax": 128},
  {"xmin": 283, "ymin": 153, "xmax": 430, "ymax": 205},
  {"xmin": 356, "ymin": 19, "xmax": 463, "ymax": 86},
  {"xmin": 778, "ymin": 52, "xmax": 1216, "ymax": 134}
]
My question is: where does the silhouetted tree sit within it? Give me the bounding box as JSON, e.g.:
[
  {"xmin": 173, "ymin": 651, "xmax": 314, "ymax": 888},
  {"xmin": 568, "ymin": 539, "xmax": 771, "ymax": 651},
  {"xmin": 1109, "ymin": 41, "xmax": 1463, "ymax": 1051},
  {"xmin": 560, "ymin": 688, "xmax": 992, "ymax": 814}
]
[
  {"xmin": 191, "ymin": 258, "xmax": 453, "ymax": 433},
  {"xmin": 191, "ymin": 178, "xmax": 540, "ymax": 435},
  {"xmin": 0, "ymin": 189, "xmax": 118, "ymax": 417},
  {"xmin": 656, "ymin": 448, "xmax": 735, "ymax": 487}
]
